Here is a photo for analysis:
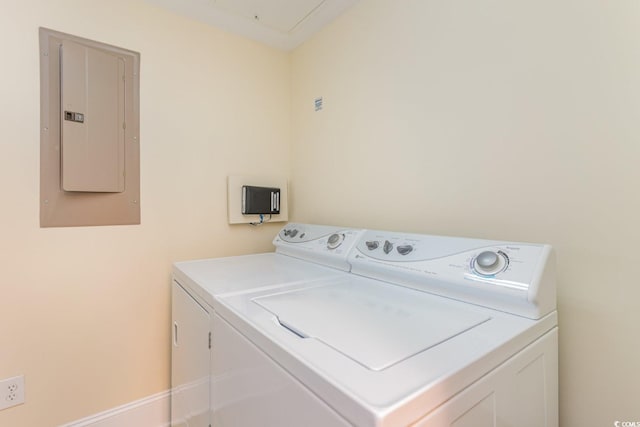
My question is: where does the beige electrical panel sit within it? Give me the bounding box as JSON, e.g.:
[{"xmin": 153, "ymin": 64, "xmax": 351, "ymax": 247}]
[{"xmin": 40, "ymin": 28, "xmax": 140, "ymax": 227}]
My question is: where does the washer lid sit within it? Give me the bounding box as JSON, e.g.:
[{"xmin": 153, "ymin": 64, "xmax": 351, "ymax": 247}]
[{"xmin": 253, "ymin": 280, "xmax": 491, "ymax": 371}]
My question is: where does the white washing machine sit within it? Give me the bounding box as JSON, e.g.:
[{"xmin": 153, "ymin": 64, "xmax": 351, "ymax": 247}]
[
  {"xmin": 173, "ymin": 225, "xmax": 558, "ymax": 427},
  {"xmin": 171, "ymin": 224, "xmax": 364, "ymax": 426}
]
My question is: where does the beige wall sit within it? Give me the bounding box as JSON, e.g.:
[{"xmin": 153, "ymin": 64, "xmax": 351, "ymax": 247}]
[
  {"xmin": 0, "ymin": 1, "xmax": 290, "ymax": 426},
  {"xmin": 2, "ymin": 0, "xmax": 638, "ymax": 425},
  {"xmin": 291, "ymin": 0, "xmax": 640, "ymax": 426}
]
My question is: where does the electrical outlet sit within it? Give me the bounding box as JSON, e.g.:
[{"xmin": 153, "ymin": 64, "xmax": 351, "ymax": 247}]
[{"xmin": 0, "ymin": 375, "xmax": 25, "ymax": 411}]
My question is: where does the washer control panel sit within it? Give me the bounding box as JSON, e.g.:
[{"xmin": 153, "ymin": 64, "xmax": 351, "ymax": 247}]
[
  {"xmin": 350, "ymin": 230, "xmax": 555, "ymax": 319},
  {"xmin": 354, "ymin": 231, "xmax": 536, "ymax": 279}
]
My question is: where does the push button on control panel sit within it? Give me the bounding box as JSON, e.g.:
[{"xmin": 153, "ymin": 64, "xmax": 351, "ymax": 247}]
[
  {"xmin": 366, "ymin": 241, "xmax": 379, "ymax": 250},
  {"xmin": 397, "ymin": 245, "xmax": 413, "ymax": 256},
  {"xmin": 282, "ymin": 228, "xmax": 301, "ymax": 240}
]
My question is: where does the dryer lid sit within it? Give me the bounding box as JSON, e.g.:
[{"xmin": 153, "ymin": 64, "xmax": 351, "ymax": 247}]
[{"xmin": 253, "ymin": 278, "xmax": 491, "ymax": 371}]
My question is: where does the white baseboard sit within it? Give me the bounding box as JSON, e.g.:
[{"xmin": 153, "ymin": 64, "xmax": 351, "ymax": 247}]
[{"xmin": 59, "ymin": 390, "xmax": 170, "ymax": 427}]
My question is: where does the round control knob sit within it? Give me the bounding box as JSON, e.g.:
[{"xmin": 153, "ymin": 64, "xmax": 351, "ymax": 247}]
[
  {"xmin": 476, "ymin": 251, "xmax": 499, "ymax": 270},
  {"xmin": 383, "ymin": 240, "xmax": 394, "ymax": 254},
  {"xmin": 289, "ymin": 229, "xmax": 298, "ymax": 238},
  {"xmin": 327, "ymin": 233, "xmax": 344, "ymax": 249},
  {"xmin": 473, "ymin": 250, "xmax": 508, "ymax": 276}
]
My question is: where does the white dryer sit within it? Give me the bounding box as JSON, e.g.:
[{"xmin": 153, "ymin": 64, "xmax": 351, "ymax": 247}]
[{"xmin": 171, "ymin": 224, "xmax": 364, "ymax": 426}]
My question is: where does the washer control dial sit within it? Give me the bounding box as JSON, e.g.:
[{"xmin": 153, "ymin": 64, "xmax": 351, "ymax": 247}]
[
  {"xmin": 327, "ymin": 233, "xmax": 345, "ymax": 249},
  {"xmin": 477, "ymin": 251, "xmax": 499, "ymax": 269},
  {"xmin": 473, "ymin": 250, "xmax": 508, "ymax": 276},
  {"xmin": 383, "ymin": 240, "xmax": 394, "ymax": 254}
]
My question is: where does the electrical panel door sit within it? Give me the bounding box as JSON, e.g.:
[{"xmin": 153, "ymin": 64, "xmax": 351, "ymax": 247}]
[{"xmin": 60, "ymin": 40, "xmax": 125, "ymax": 192}]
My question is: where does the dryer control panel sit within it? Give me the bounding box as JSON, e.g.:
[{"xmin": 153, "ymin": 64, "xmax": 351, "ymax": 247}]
[
  {"xmin": 274, "ymin": 223, "xmax": 365, "ymax": 272},
  {"xmin": 349, "ymin": 230, "xmax": 555, "ymax": 319}
]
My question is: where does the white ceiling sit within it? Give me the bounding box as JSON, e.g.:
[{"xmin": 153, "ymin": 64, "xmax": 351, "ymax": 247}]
[{"xmin": 145, "ymin": 0, "xmax": 359, "ymax": 50}]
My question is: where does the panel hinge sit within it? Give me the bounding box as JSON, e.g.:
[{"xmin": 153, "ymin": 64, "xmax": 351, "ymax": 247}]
[{"xmin": 208, "ymin": 331, "xmax": 211, "ymax": 349}]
